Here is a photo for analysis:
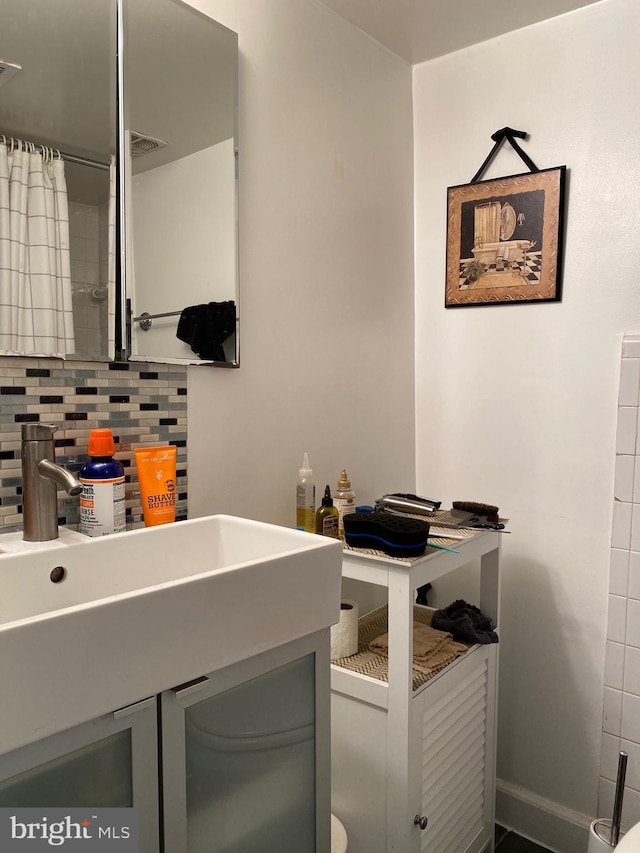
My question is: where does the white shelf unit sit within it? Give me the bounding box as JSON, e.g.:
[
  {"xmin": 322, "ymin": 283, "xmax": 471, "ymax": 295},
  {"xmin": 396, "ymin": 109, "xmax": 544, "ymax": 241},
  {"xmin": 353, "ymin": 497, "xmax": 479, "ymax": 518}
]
[{"xmin": 331, "ymin": 530, "xmax": 501, "ymax": 853}]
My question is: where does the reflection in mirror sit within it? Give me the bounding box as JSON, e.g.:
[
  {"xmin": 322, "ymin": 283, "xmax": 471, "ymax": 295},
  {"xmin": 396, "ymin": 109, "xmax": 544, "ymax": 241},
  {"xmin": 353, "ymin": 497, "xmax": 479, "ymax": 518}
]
[
  {"xmin": 122, "ymin": 0, "xmax": 239, "ymax": 366},
  {"xmin": 0, "ymin": 0, "xmax": 117, "ymax": 361}
]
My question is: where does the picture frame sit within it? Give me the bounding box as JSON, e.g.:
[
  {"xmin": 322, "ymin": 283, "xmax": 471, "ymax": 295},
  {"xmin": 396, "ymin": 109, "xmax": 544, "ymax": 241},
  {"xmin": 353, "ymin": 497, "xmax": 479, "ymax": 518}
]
[{"xmin": 445, "ymin": 166, "xmax": 566, "ymax": 307}]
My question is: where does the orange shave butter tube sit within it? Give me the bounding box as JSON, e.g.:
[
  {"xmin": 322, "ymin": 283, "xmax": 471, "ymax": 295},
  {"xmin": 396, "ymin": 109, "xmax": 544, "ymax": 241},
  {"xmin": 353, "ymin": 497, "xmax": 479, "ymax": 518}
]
[{"xmin": 134, "ymin": 446, "xmax": 177, "ymax": 526}]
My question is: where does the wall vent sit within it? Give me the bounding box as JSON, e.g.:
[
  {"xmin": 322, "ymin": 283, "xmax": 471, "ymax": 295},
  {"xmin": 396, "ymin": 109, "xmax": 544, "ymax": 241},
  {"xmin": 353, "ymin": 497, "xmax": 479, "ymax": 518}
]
[{"xmin": 130, "ymin": 131, "xmax": 168, "ymax": 159}]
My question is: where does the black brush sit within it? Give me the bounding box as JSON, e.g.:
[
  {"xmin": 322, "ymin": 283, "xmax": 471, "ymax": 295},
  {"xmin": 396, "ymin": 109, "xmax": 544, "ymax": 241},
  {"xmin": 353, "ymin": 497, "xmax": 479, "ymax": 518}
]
[{"xmin": 343, "ymin": 511, "xmax": 429, "ymax": 558}]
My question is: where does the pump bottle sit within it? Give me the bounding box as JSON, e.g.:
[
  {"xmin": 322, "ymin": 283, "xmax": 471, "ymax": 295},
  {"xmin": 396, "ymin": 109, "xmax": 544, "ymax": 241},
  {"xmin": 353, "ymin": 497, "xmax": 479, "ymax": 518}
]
[
  {"xmin": 79, "ymin": 429, "xmax": 126, "ymax": 537},
  {"xmin": 296, "ymin": 452, "xmax": 316, "ymax": 533}
]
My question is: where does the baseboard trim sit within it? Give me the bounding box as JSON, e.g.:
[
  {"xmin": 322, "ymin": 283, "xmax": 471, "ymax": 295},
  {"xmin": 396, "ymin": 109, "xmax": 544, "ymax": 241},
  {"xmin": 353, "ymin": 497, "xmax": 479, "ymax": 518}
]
[{"xmin": 496, "ymin": 778, "xmax": 591, "ymax": 853}]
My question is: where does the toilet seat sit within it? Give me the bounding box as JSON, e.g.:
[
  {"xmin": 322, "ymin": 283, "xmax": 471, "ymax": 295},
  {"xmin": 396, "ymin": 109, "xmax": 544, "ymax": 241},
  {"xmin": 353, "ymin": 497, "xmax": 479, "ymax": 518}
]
[
  {"xmin": 331, "ymin": 814, "xmax": 348, "ymax": 853},
  {"xmin": 615, "ymin": 821, "xmax": 640, "ymax": 851}
]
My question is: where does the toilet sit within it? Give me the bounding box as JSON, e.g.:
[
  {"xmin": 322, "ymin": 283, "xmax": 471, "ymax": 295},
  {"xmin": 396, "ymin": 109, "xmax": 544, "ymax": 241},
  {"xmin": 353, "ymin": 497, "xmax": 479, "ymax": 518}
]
[
  {"xmin": 614, "ymin": 821, "xmax": 640, "ymax": 851},
  {"xmin": 331, "ymin": 813, "xmax": 348, "ymax": 852}
]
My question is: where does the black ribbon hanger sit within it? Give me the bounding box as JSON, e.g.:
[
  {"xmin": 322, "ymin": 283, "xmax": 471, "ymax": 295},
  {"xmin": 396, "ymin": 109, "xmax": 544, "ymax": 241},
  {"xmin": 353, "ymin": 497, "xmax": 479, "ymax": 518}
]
[{"xmin": 471, "ymin": 127, "xmax": 539, "ymax": 184}]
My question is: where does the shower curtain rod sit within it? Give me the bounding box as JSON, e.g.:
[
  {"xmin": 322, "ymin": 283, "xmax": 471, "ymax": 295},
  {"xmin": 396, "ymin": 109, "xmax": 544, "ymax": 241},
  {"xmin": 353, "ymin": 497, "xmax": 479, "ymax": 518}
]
[
  {"xmin": 1, "ymin": 135, "xmax": 110, "ymax": 171},
  {"xmin": 57, "ymin": 150, "xmax": 110, "ymax": 171}
]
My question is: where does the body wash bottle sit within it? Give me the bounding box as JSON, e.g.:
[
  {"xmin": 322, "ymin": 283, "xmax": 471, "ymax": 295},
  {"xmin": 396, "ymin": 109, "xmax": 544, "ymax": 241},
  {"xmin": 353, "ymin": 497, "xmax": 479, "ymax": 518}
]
[
  {"xmin": 296, "ymin": 452, "xmax": 316, "ymax": 533},
  {"xmin": 315, "ymin": 485, "xmax": 339, "ymax": 538},
  {"xmin": 79, "ymin": 429, "xmax": 126, "ymax": 537}
]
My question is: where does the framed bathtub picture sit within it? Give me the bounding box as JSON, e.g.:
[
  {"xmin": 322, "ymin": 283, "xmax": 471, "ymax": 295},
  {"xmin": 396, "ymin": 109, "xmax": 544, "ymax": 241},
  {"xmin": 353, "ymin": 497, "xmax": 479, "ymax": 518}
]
[{"xmin": 445, "ymin": 165, "xmax": 566, "ymax": 307}]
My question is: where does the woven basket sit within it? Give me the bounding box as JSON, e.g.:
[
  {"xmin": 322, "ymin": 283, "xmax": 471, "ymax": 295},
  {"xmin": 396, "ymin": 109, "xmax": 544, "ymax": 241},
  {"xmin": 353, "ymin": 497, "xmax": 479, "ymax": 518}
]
[{"xmin": 332, "ymin": 604, "xmax": 470, "ymax": 691}]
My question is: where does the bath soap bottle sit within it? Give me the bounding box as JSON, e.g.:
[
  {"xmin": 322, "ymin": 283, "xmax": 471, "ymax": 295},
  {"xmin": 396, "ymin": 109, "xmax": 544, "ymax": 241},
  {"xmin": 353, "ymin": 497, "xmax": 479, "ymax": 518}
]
[
  {"xmin": 296, "ymin": 452, "xmax": 316, "ymax": 533},
  {"xmin": 315, "ymin": 485, "xmax": 339, "ymax": 538},
  {"xmin": 79, "ymin": 429, "xmax": 126, "ymax": 537},
  {"xmin": 334, "ymin": 468, "xmax": 356, "ymax": 538}
]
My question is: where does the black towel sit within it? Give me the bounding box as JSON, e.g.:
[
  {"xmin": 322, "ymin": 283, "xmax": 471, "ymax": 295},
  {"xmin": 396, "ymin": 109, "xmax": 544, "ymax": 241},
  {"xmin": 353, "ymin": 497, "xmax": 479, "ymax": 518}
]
[
  {"xmin": 176, "ymin": 301, "xmax": 236, "ymax": 361},
  {"xmin": 431, "ymin": 599, "xmax": 498, "ymax": 645}
]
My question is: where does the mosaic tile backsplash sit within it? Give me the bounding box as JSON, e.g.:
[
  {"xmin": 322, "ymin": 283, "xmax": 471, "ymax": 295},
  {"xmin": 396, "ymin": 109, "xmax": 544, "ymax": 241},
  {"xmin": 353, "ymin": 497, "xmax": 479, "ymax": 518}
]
[{"xmin": 0, "ymin": 357, "xmax": 187, "ymax": 531}]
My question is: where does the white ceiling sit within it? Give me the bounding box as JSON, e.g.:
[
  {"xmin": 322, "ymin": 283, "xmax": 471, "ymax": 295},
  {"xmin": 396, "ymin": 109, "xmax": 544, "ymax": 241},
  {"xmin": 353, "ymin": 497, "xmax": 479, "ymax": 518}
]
[{"xmin": 317, "ymin": 0, "xmax": 605, "ymax": 65}]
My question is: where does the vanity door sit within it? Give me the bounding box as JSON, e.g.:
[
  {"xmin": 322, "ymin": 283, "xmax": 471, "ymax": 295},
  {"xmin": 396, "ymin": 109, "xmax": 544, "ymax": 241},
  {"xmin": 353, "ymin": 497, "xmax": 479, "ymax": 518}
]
[
  {"xmin": 161, "ymin": 634, "xmax": 331, "ymax": 853},
  {"xmin": 0, "ymin": 697, "xmax": 159, "ymax": 852}
]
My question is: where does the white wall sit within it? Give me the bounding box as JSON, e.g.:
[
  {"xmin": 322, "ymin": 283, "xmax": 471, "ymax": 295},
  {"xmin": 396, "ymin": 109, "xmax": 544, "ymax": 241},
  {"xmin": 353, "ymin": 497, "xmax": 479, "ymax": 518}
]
[
  {"xmin": 130, "ymin": 139, "xmax": 237, "ymax": 362},
  {"xmin": 184, "ymin": 1, "xmax": 416, "ymax": 524},
  {"xmin": 414, "ymin": 0, "xmax": 640, "ymax": 845},
  {"xmin": 175, "ymin": 0, "xmax": 640, "ymax": 845}
]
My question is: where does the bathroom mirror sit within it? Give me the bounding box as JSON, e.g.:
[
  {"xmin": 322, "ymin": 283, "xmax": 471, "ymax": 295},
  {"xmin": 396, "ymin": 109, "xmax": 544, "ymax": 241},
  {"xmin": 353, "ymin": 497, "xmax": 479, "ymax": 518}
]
[
  {"xmin": 121, "ymin": 0, "xmax": 239, "ymax": 367},
  {"xmin": 0, "ymin": 0, "xmax": 239, "ymax": 367},
  {"xmin": 0, "ymin": 0, "xmax": 116, "ymax": 362}
]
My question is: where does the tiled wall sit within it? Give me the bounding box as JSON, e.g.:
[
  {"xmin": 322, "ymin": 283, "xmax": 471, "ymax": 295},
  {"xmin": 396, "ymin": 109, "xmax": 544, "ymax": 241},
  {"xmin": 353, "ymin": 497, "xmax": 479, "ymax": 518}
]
[
  {"xmin": 0, "ymin": 357, "xmax": 187, "ymax": 531},
  {"xmin": 68, "ymin": 201, "xmax": 109, "ymax": 360},
  {"xmin": 601, "ymin": 334, "xmax": 640, "ymax": 827}
]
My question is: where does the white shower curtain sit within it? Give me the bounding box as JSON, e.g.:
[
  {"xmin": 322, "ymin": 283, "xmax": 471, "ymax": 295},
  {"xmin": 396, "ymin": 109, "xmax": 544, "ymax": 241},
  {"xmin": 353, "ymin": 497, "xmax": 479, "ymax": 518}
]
[{"xmin": 0, "ymin": 140, "xmax": 75, "ymax": 357}]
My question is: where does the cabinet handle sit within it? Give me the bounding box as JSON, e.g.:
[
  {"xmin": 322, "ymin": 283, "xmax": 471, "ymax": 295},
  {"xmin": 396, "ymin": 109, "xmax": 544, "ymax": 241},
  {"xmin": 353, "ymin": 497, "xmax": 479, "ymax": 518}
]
[
  {"xmin": 113, "ymin": 696, "xmax": 156, "ymax": 719},
  {"xmin": 414, "ymin": 815, "xmax": 428, "ymax": 831},
  {"xmin": 172, "ymin": 676, "xmax": 210, "ymax": 697}
]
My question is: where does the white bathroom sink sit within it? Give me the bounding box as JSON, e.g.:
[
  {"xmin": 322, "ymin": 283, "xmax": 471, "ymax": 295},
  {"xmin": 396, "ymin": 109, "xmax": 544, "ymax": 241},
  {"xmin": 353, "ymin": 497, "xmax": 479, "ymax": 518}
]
[{"xmin": 0, "ymin": 515, "xmax": 342, "ymax": 754}]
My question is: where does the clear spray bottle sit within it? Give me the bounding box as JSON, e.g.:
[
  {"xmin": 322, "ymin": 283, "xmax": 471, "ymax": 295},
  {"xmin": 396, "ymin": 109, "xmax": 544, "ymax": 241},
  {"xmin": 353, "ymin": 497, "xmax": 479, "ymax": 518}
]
[{"xmin": 296, "ymin": 452, "xmax": 316, "ymax": 533}]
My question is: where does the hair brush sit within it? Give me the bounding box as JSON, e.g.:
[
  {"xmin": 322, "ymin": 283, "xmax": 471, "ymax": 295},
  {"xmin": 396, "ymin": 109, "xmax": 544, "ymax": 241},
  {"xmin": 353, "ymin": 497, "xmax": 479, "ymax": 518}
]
[{"xmin": 452, "ymin": 501, "xmax": 500, "ymax": 522}]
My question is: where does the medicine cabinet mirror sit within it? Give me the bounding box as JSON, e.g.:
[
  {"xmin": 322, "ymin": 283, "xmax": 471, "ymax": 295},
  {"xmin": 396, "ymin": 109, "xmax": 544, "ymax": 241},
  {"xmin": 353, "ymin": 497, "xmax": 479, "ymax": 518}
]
[{"xmin": 0, "ymin": 0, "xmax": 239, "ymax": 367}]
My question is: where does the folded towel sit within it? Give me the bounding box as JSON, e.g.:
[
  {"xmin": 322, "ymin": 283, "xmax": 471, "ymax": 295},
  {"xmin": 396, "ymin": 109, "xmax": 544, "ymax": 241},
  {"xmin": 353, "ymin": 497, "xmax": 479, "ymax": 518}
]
[
  {"xmin": 369, "ymin": 621, "xmax": 469, "ymax": 678},
  {"xmin": 431, "ymin": 599, "xmax": 498, "ymax": 645},
  {"xmin": 176, "ymin": 301, "xmax": 236, "ymax": 361},
  {"xmin": 412, "ymin": 642, "xmax": 468, "ymax": 676},
  {"xmin": 369, "ymin": 622, "xmax": 451, "ymax": 658}
]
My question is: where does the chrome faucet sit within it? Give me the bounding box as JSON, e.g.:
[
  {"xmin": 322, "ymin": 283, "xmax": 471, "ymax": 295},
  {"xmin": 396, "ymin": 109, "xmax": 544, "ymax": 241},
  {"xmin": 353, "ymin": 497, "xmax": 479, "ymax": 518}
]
[{"xmin": 21, "ymin": 423, "xmax": 82, "ymax": 542}]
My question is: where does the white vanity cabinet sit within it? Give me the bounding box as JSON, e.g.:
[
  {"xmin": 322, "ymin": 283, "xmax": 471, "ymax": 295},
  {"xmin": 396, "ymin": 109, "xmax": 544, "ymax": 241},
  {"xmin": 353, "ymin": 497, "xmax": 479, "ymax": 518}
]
[
  {"xmin": 0, "ymin": 629, "xmax": 331, "ymax": 853},
  {"xmin": 0, "ymin": 513, "xmax": 342, "ymax": 851},
  {"xmin": 331, "ymin": 530, "xmax": 501, "ymax": 853},
  {"xmin": 0, "ymin": 697, "xmax": 160, "ymax": 851},
  {"xmin": 161, "ymin": 631, "xmax": 332, "ymax": 853}
]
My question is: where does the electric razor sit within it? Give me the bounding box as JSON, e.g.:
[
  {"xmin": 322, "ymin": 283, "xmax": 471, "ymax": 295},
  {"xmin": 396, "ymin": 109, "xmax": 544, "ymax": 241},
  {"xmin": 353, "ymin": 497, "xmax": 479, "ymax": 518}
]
[{"xmin": 376, "ymin": 493, "xmax": 441, "ymax": 516}]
